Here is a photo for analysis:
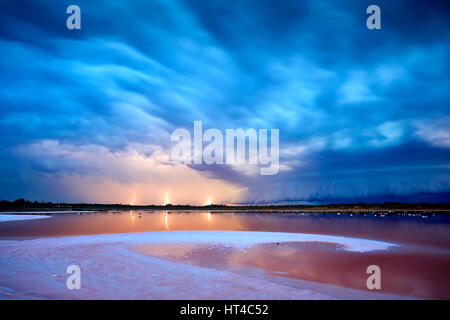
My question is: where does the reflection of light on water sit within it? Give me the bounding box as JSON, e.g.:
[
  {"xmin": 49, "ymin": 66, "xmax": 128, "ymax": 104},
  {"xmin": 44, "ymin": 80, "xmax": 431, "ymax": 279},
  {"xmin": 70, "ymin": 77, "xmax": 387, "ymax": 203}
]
[
  {"xmin": 164, "ymin": 211, "xmax": 169, "ymax": 230},
  {"xmin": 130, "ymin": 211, "xmax": 135, "ymax": 225},
  {"xmin": 206, "ymin": 212, "xmax": 211, "ymax": 223}
]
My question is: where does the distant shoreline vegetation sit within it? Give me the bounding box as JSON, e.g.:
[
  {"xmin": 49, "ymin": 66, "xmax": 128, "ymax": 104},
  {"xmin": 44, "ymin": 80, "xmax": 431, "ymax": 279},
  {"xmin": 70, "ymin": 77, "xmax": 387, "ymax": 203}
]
[{"xmin": 0, "ymin": 199, "xmax": 449, "ymax": 214}]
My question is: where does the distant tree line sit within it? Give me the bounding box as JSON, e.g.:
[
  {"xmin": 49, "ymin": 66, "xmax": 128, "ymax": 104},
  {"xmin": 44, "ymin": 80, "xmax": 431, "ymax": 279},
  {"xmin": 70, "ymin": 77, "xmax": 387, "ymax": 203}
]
[{"xmin": 0, "ymin": 198, "xmax": 449, "ymax": 211}]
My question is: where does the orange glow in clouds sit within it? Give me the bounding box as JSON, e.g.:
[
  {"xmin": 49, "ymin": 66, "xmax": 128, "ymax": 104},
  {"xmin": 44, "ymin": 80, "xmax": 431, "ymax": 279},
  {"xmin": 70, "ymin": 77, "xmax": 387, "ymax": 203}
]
[{"xmin": 21, "ymin": 140, "xmax": 245, "ymax": 205}]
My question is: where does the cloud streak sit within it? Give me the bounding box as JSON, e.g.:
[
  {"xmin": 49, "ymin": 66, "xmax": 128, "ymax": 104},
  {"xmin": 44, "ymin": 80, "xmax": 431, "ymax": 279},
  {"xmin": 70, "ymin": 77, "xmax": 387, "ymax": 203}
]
[{"xmin": 0, "ymin": 0, "xmax": 449, "ymax": 203}]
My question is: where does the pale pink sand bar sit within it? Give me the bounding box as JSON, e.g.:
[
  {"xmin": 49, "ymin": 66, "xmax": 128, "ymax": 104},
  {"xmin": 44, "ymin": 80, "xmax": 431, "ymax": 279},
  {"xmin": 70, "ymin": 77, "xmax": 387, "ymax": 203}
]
[
  {"xmin": 0, "ymin": 231, "xmax": 403, "ymax": 300},
  {"xmin": 0, "ymin": 215, "xmax": 51, "ymax": 223}
]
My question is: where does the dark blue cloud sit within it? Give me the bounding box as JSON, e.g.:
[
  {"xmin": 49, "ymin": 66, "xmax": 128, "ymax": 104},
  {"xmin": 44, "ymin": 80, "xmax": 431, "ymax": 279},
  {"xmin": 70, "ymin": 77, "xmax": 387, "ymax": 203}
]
[{"xmin": 0, "ymin": 0, "xmax": 448, "ymax": 203}]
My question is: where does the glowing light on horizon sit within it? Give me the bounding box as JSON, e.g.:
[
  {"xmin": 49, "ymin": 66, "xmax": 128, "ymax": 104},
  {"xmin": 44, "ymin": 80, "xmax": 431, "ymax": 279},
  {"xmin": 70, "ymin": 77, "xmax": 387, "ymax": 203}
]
[
  {"xmin": 165, "ymin": 191, "xmax": 170, "ymax": 205},
  {"xmin": 205, "ymin": 197, "xmax": 212, "ymax": 206},
  {"xmin": 129, "ymin": 191, "xmax": 137, "ymax": 205}
]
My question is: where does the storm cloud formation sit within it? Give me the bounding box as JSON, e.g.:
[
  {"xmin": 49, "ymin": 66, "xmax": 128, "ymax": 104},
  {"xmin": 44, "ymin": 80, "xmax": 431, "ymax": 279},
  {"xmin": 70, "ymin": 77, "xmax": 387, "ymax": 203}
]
[{"xmin": 0, "ymin": 0, "xmax": 449, "ymax": 204}]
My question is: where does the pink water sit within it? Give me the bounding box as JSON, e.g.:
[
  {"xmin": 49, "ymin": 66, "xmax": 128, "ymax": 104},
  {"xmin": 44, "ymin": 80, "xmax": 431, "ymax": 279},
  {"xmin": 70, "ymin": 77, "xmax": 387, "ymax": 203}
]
[{"xmin": 1, "ymin": 211, "xmax": 449, "ymax": 299}]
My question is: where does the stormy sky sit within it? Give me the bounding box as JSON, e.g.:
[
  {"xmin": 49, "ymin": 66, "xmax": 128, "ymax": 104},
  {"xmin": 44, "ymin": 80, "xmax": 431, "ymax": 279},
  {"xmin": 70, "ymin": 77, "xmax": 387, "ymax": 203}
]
[{"xmin": 0, "ymin": 0, "xmax": 449, "ymax": 204}]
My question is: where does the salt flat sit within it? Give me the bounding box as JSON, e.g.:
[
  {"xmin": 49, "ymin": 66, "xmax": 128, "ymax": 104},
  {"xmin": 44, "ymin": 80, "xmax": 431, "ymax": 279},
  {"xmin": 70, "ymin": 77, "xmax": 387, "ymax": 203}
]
[
  {"xmin": 0, "ymin": 231, "xmax": 401, "ymax": 299},
  {"xmin": 0, "ymin": 215, "xmax": 51, "ymax": 222}
]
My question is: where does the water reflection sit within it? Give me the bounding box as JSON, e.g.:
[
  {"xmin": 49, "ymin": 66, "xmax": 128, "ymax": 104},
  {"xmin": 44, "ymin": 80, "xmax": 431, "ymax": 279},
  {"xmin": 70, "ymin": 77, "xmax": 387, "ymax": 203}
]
[
  {"xmin": 1, "ymin": 211, "xmax": 450, "ymax": 299},
  {"xmin": 206, "ymin": 212, "xmax": 211, "ymax": 224},
  {"xmin": 0, "ymin": 211, "xmax": 449, "ymax": 249},
  {"xmin": 164, "ymin": 211, "xmax": 169, "ymax": 231}
]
